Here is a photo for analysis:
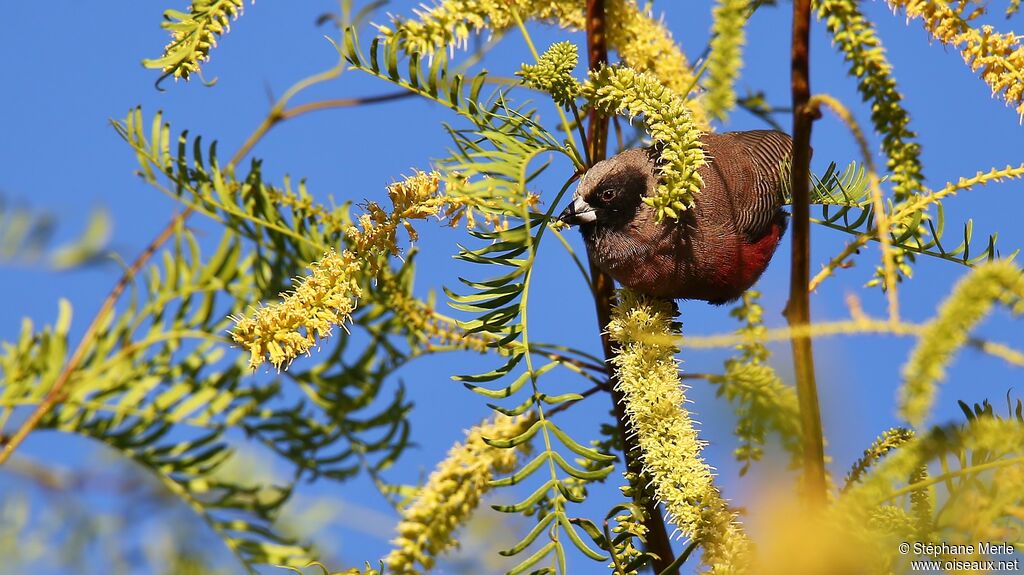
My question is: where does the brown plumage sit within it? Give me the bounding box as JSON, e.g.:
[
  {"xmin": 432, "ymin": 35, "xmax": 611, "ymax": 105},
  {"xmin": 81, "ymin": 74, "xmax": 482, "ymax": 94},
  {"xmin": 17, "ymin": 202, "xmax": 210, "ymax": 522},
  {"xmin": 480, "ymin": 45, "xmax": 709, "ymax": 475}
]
[{"xmin": 559, "ymin": 130, "xmax": 792, "ymax": 304}]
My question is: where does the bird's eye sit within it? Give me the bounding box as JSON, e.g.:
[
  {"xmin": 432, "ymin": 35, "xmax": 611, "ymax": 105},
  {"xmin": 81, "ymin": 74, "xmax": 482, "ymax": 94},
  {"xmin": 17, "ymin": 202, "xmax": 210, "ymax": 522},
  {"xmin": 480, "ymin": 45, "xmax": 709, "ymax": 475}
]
[{"xmin": 599, "ymin": 188, "xmax": 616, "ymax": 203}]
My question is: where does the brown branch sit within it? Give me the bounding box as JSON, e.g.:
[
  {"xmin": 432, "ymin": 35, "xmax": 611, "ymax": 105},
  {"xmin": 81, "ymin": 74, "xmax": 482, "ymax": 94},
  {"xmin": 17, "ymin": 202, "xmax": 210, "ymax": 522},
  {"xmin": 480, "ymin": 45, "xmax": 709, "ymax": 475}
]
[
  {"xmin": 584, "ymin": 0, "xmax": 678, "ymax": 571},
  {"xmin": 0, "ymin": 208, "xmax": 190, "ymax": 465},
  {"xmin": 546, "ymin": 373, "xmax": 718, "ymax": 418},
  {"xmin": 280, "ymin": 91, "xmax": 416, "ymax": 121},
  {"xmin": 786, "ymin": 0, "xmax": 828, "ymax": 506},
  {"xmin": 232, "ymin": 91, "xmax": 415, "ymax": 166}
]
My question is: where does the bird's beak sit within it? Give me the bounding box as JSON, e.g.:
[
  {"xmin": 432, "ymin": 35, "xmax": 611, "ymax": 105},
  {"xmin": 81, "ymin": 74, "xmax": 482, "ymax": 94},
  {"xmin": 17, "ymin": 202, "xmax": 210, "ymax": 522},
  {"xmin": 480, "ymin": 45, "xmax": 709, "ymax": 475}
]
[{"xmin": 558, "ymin": 196, "xmax": 597, "ymax": 226}]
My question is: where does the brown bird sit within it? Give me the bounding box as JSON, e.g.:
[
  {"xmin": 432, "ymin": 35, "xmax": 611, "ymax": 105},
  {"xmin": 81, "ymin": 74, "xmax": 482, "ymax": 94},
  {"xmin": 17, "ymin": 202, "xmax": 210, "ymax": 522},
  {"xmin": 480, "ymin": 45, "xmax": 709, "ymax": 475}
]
[{"xmin": 559, "ymin": 130, "xmax": 792, "ymax": 304}]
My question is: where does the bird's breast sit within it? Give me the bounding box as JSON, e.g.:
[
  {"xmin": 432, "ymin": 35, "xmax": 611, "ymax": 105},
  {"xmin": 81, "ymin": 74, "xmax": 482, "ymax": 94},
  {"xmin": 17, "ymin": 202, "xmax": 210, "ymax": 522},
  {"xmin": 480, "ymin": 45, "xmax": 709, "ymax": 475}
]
[{"xmin": 588, "ymin": 217, "xmax": 785, "ymax": 303}]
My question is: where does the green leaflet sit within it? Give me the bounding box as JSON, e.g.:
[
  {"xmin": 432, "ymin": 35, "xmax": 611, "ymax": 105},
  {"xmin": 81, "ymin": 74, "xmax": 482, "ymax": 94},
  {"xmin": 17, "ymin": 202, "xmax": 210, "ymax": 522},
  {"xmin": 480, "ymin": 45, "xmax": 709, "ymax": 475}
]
[
  {"xmin": 347, "ymin": 31, "xmax": 621, "ymax": 569},
  {"xmin": 0, "ymin": 202, "xmax": 111, "ymax": 269},
  {"xmin": 805, "ymin": 161, "xmax": 1013, "ymax": 269}
]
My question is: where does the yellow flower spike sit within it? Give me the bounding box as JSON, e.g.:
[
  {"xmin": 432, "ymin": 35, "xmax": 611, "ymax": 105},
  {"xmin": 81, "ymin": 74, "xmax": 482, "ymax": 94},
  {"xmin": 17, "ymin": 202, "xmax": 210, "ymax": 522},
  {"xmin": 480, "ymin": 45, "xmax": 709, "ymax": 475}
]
[
  {"xmin": 232, "ymin": 170, "xmax": 468, "ymax": 370},
  {"xmin": 607, "ymin": 290, "xmax": 752, "ymax": 574},
  {"xmin": 887, "ymin": 0, "xmax": 1024, "ymax": 119},
  {"xmin": 581, "ymin": 65, "xmax": 707, "ymax": 221},
  {"xmin": 383, "ymin": 413, "xmax": 536, "ymax": 574},
  {"xmin": 230, "ymin": 249, "xmax": 360, "ymax": 371},
  {"xmin": 815, "ymin": 0, "xmax": 924, "ymax": 199},
  {"xmin": 899, "ymin": 260, "xmax": 1024, "ymax": 427},
  {"xmin": 518, "ymin": 41, "xmax": 582, "ymax": 108},
  {"xmin": 703, "ymin": 0, "xmax": 748, "ymax": 121},
  {"xmin": 381, "ymin": 0, "xmax": 706, "ymax": 123},
  {"xmin": 231, "ymin": 167, "xmax": 528, "ymax": 370},
  {"xmin": 605, "ymin": 0, "xmax": 706, "ymax": 123}
]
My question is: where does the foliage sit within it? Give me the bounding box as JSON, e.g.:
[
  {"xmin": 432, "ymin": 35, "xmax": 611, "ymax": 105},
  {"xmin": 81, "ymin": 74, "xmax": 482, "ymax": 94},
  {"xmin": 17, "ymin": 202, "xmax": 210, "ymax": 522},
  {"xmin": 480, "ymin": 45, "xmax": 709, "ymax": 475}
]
[
  {"xmin": 814, "ymin": 0, "xmax": 924, "ymax": 200},
  {"xmin": 4, "ymin": 0, "xmax": 1024, "ymax": 575},
  {"xmin": 888, "ymin": 0, "xmax": 1024, "ymax": 119},
  {"xmin": 711, "ymin": 292, "xmax": 803, "ymax": 474},
  {"xmin": 0, "ymin": 201, "xmax": 112, "ymax": 269},
  {"xmin": 899, "ymin": 260, "xmax": 1024, "ymax": 427}
]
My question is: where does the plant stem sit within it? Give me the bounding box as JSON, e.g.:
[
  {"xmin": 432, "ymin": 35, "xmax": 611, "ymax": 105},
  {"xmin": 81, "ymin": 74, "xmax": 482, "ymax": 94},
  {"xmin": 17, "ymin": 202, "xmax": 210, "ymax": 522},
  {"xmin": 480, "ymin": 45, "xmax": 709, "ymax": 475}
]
[
  {"xmin": 787, "ymin": 0, "xmax": 828, "ymax": 506},
  {"xmin": 584, "ymin": 0, "xmax": 678, "ymax": 570},
  {"xmin": 0, "ymin": 209, "xmax": 190, "ymax": 465}
]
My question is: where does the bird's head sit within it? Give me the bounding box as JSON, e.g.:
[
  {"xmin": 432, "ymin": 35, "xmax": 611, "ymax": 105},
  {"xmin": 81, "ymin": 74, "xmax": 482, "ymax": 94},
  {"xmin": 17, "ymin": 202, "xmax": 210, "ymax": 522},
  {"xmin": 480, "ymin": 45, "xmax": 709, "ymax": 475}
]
[{"xmin": 557, "ymin": 148, "xmax": 657, "ymax": 231}]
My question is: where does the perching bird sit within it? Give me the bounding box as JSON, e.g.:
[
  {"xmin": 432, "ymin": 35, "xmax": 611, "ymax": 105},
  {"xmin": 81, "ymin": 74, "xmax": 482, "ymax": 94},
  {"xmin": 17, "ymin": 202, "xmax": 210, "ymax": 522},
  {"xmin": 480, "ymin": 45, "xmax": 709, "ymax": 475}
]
[{"xmin": 559, "ymin": 130, "xmax": 792, "ymax": 304}]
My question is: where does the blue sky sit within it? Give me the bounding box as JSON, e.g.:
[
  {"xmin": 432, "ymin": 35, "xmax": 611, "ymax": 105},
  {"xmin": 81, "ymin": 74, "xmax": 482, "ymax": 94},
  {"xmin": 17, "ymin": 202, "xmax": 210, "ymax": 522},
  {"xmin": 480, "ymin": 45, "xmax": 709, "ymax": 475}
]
[{"xmin": 1, "ymin": 1, "xmax": 1023, "ymax": 574}]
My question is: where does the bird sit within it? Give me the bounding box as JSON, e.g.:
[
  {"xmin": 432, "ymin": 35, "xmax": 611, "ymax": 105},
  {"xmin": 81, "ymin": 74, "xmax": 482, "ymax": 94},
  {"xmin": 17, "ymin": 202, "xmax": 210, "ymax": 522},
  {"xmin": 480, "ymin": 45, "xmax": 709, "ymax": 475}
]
[{"xmin": 558, "ymin": 130, "xmax": 793, "ymax": 305}]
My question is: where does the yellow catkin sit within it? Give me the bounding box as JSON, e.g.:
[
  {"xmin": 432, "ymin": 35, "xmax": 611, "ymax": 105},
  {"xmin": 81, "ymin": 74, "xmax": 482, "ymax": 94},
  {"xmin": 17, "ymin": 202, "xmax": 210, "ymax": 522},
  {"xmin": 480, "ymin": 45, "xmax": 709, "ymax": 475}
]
[
  {"xmin": 843, "ymin": 427, "xmax": 915, "ymax": 489},
  {"xmin": 581, "ymin": 65, "xmax": 707, "ymax": 220},
  {"xmin": 703, "ymin": 0, "xmax": 748, "ymax": 121},
  {"xmin": 518, "ymin": 41, "xmax": 581, "ymax": 108},
  {"xmin": 231, "ymin": 171, "xmax": 453, "ymax": 370},
  {"xmin": 383, "ymin": 413, "xmax": 535, "ymax": 574},
  {"xmin": 887, "ymin": 0, "xmax": 1024, "ymax": 118},
  {"xmin": 716, "ymin": 292, "xmax": 803, "ymax": 470},
  {"xmin": 230, "ymin": 249, "xmax": 361, "ymax": 371},
  {"xmin": 380, "ymin": 0, "xmax": 706, "ymax": 123},
  {"xmin": 899, "ymin": 260, "xmax": 1024, "ymax": 427},
  {"xmin": 604, "ymin": 0, "xmax": 707, "ymax": 124},
  {"xmin": 607, "ymin": 290, "xmax": 751, "ymax": 574},
  {"xmin": 815, "ymin": 0, "xmax": 923, "ymax": 199}
]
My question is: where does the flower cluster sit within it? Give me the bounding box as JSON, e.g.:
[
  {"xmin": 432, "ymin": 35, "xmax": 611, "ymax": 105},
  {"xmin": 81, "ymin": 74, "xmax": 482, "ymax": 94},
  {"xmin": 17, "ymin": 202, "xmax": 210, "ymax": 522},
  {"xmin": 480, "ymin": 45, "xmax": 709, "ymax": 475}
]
[
  {"xmin": 380, "ymin": 0, "xmax": 706, "ymax": 122},
  {"xmin": 384, "ymin": 413, "xmax": 535, "ymax": 573},
  {"xmin": 714, "ymin": 293, "xmax": 803, "ymax": 473},
  {"xmin": 347, "ymin": 170, "xmax": 447, "ymax": 271},
  {"xmin": 604, "ymin": 0, "xmax": 706, "ymax": 124},
  {"xmin": 816, "ymin": 0, "xmax": 924, "ymax": 199},
  {"xmin": 378, "ymin": 0, "xmax": 584, "ymax": 54},
  {"xmin": 581, "ymin": 65, "xmax": 707, "ymax": 220},
  {"xmin": 844, "ymin": 427, "xmax": 915, "ymax": 488},
  {"xmin": 144, "ymin": 0, "xmax": 246, "ymax": 81},
  {"xmin": 230, "ymin": 249, "xmax": 361, "ymax": 371},
  {"xmin": 703, "ymin": 0, "xmax": 749, "ymax": 121},
  {"xmin": 888, "ymin": 0, "xmax": 1024, "ymax": 119},
  {"xmin": 518, "ymin": 42, "xmax": 582, "ymax": 108},
  {"xmin": 608, "ymin": 290, "xmax": 752, "ymax": 574},
  {"xmin": 232, "ymin": 171, "xmax": 456, "ymax": 370}
]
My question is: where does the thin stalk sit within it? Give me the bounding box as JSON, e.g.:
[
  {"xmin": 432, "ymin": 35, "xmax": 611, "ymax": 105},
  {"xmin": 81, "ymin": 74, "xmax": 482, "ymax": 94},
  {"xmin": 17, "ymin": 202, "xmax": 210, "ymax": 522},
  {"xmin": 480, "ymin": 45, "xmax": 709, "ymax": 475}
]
[
  {"xmin": 882, "ymin": 455, "xmax": 1024, "ymax": 502},
  {"xmin": 787, "ymin": 0, "xmax": 828, "ymax": 506},
  {"xmin": 584, "ymin": 0, "xmax": 678, "ymax": 571}
]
